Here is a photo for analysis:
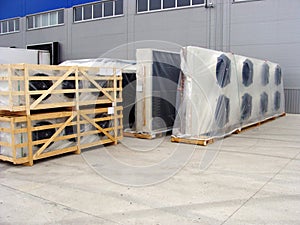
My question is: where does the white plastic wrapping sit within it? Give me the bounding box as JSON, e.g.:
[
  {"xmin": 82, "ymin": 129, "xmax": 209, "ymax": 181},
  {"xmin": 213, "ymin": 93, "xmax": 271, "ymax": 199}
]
[
  {"xmin": 60, "ymin": 58, "xmax": 136, "ymax": 74},
  {"xmin": 61, "ymin": 58, "xmax": 137, "ymax": 131},
  {"xmin": 0, "ymin": 47, "xmax": 50, "ymax": 65},
  {"xmin": 0, "ymin": 67, "xmax": 25, "ymax": 109},
  {"xmin": 0, "ymin": 121, "xmax": 27, "ymax": 158},
  {"xmin": 173, "ymin": 46, "xmax": 285, "ymax": 140}
]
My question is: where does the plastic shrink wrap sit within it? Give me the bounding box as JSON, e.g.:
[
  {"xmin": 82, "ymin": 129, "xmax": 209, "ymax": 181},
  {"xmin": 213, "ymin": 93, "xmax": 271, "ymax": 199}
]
[
  {"xmin": 173, "ymin": 46, "xmax": 284, "ymax": 140},
  {"xmin": 60, "ymin": 58, "xmax": 134, "ymax": 130}
]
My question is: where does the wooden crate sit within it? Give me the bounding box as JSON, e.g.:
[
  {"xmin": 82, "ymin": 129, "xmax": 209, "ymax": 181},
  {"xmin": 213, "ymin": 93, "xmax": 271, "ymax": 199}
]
[
  {"xmin": 0, "ymin": 110, "xmax": 79, "ymax": 165},
  {"xmin": 0, "ymin": 64, "xmax": 122, "ymax": 113},
  {"xmin": 0, "ymin": 63, "xmax": 123, "ymax": 165}
]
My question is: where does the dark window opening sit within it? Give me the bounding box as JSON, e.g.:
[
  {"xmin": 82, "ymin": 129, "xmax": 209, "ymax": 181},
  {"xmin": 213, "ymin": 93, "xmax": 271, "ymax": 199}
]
[
  {"xmin": 138, "ymin": 0, "xmax": 148, "ymax": 12},
  {"xmin": 192, "ymin": 0, "xmax": 204, "ymax": 5},
  {"xmin": 2, "ymin": 21, "xmax": 7, "ymax": 33},
  {"xmin": 74, "ymin": 7, "xmax": 83, "ymax": 21},
  {"xmin": 27, "ymin": 17, "xmax": 34, "ymax": 29},
  {"xmin": 177, "ymin": 0, "xmax": 190, "ymax": 7},
  {"xmin": 150, "ymin": 0, "xmax": 161, "ymax": 10},
  {"xmin": 15, "ymin": 19, "xmax": 20, "ymax": 30},
  {"xmin": 58, "ymin": 10, "xmax": 64, "ymax": 24},
  {"xmin": 163, "ymin": 0, "xmax": 175, "ymax": 8},
  {"xmin": 8, "ymin": 20, "xmax": 14, "ymax": 32},
  {"xmin": 84, "ymin": 5, "xmax": 93, "ymax": 20},
  {"xmin": 115, "ymin": 0, "xmax": 124, "ymax": 15},
  {"xmin": 93, "ymin": 3, "xmax": 102, "ymax": 18},
  {"xmin": 104, "ymin": 1, "xmax": 114, "ymax": 17}
]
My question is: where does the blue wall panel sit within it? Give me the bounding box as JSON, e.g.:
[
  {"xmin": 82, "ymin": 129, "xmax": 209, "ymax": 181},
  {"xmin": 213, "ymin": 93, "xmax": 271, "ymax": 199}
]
[
  {"xmin": 25, "ymin": 0, "xmax": 68, "ymax": 15},
  {"xmin": 0, "ymin": 0, "xmax": 25, "ymax": 20},
  {"xmin": 69, "ymin": 0, "xmax": 101, "ymax": 7},
  {"xmin": 0, "ymin": 0, "xmax": 100, "ymax": 20}
]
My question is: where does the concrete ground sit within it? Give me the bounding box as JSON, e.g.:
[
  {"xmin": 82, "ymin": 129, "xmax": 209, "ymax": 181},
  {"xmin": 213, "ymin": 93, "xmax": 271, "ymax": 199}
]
[{"xmin": 0, "ymin": 114, "xmax": 299, "ymax": 225}]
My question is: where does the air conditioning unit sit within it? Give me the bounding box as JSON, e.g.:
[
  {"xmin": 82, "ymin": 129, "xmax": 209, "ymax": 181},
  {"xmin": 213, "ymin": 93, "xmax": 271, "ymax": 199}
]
[
  {"xmin": 173, "ymin": 46, "xmax": 240, "ymax": 139},
  {"xmin": 135, "ymin": 48, "xmax": 181, "ymax": 135}
]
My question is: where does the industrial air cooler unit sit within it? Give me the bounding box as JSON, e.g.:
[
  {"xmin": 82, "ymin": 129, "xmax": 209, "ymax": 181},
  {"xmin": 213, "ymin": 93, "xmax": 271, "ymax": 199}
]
[
  {"xmin": 172, "ymin": 46, "xmax": 285, "ymax": 143},
  {"xmin": 135, "ymin": 48, "xmax": 181, "ymax": 136},
  {"xmin": 173, "ymin": 46, "xmax": 240, "ymax": 139}
]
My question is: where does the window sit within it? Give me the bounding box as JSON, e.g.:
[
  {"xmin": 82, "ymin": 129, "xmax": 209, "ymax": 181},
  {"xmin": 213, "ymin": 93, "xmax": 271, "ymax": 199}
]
[
  {"xmin": 115, "ymin": 0, "xmax": 124, "ymax": 15},
  {"xmin": 0, "ymin": 18, "xmax": 20, "ymax": 35},
  {"xmin": 177, "ymin": 0, "xmax": 190, "ymax": 7},
  {"xmin": 138, "ymin": 0, "xmax": 148, "ymax": 12},
  {"xmin": 74, "ymin": 0, "xmax": 124, "ymax": 22},
  {"xmin": 84, "ymin": 4, "xmax": 93, "ymax": 20},
  {"xmin": 137, "ymin": 0, "xmax": 204, "ymax": 13},
  {"xmin": 104, "ymin": 1, "xmax": 114, "ymax": 17},
  {"xmin": 150, "ymin": 0, "xmax": 161, "ymax": 10},
  {"xmin": 163, "ymin": 0, "xmax": 176, "ymax": 9},
  {"xmin": 27, "ymin": 9, "xmax": 64, "ymax": 30},
  {"xmin": 93, "ymin": 3, "xmax": 102, "ymax": 18}
]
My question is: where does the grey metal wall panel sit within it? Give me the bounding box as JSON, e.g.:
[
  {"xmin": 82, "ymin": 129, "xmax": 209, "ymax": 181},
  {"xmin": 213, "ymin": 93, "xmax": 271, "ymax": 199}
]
[
  {"xmin": 284, "ymin": 89, "xmax": 300, "ymax": 114},
  {"xmin": 0, "ymin": 0, "xmax": 299, "ymax": 112}
]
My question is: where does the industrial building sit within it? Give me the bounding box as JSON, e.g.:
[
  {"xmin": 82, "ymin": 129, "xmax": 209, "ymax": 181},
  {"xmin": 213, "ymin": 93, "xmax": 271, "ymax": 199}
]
[
  {"xmin": 0, "ymin": 1, "xmax": 300, "ymax": 224},
  {"xmin": 0, "ymin": 0, "xmax": 299, "ymax": 113}
]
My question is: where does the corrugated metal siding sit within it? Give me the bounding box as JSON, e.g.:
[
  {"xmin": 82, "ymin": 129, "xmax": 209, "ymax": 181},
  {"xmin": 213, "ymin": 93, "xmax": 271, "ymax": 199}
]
[{"xmin": 284, "ymin": 89, "xmax": 300, "ymax": 114}]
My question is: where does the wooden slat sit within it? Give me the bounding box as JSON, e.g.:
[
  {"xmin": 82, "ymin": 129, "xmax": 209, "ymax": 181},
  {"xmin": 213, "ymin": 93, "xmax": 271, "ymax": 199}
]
[
  {"xmin": 35, "ymin": 146, "xmax": 78, "ymax": 160},
  {"xmin": 80, "ymin": 113, "xmax": 115, "ymax": 142},
  {"xmin": 79, "ymin": 69, "xmax": 114, "ymax": 102},
  {"xmin": 171, "ymin": 136, "xmax": 214, "ymax": 146}
]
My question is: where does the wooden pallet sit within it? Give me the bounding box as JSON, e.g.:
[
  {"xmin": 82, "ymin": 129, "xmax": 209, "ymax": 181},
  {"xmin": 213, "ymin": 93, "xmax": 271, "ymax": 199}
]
[
  {"xmin": 234, "ymin": 112, "xmax": 286, "ymax": 134},
  {"xmin": 123, "ymin": 130, "xmax": 168, "ymax": 139},
  {"xmin": 171, "ymin": 136, "xmax": 214, "ymax": 146},
  {"xmin": 171, "ymin": 112, "xmax": 286, "ymax": 146}
]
